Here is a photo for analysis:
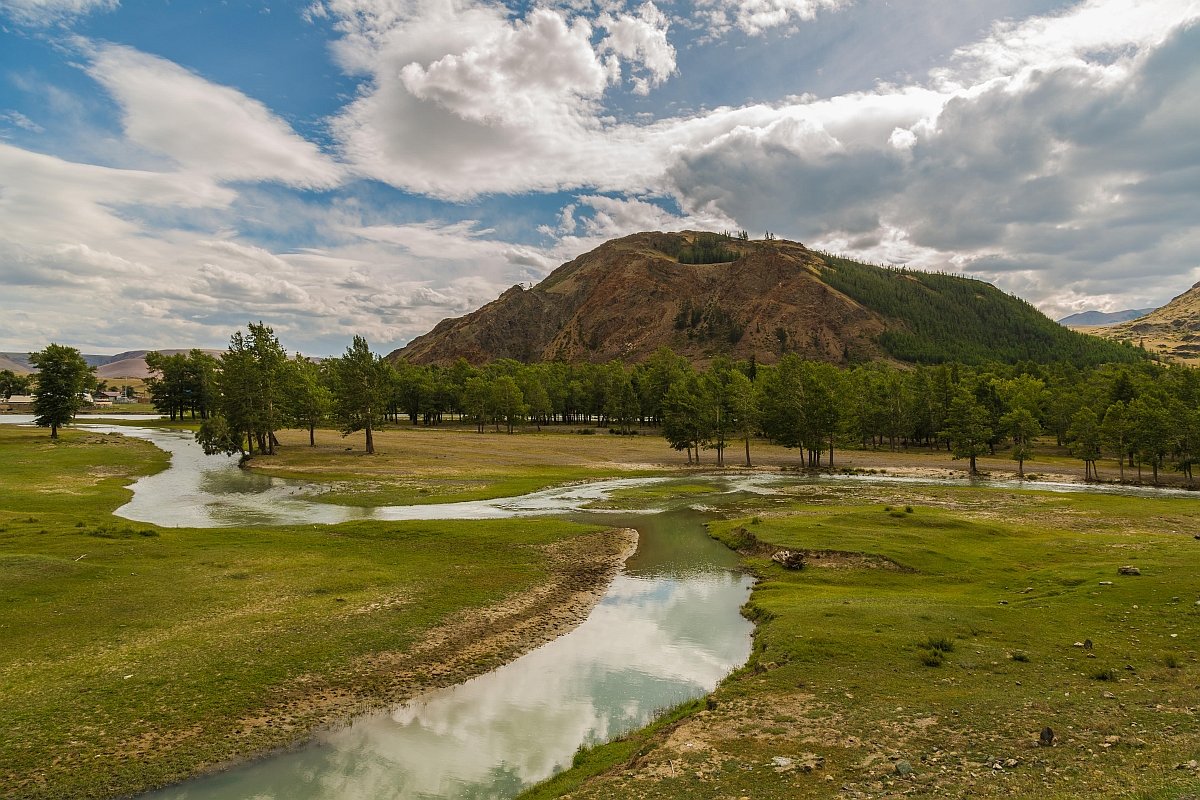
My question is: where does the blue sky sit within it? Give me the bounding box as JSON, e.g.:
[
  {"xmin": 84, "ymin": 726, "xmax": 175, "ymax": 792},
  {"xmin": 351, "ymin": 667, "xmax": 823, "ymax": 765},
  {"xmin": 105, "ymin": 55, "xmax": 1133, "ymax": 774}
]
[{"xmin": 1, "ymin": 0, "xmax": 1198, "ymax": 356}]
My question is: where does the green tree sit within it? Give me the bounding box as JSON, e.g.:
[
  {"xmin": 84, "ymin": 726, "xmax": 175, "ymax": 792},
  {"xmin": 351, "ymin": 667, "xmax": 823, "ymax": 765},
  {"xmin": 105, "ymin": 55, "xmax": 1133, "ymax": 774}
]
[
  {"xmin": 1000, "ymin": 407, "xmax": 1041, "ymax": 478},
  {"xmin": 285, "ymin": 355, "xmax": 332, "ymax": 446},
  {"xmin": 0, "ymin": 369, "xmax": 31, "ymax": 399},
  {"xmin": 1100, "ymin": 401, "xmax": 1133, "ymax": 481},
  {"xmin": 726, "ymin": 370, "xmax": 759, "ymax": 467},
  {"xmin": 939, "ymin": 391, "xmax": 993, "ymax": 475},
  {"xmin": 1067, "ymin": 407, "xmax": 1103, "ymax": 482},
  {"xmin": 492, "ymin": 375, "xmax": 525, "ymax": 434},
  {"xmin": 329, "ymin": 335, "xmax": 390, "ymax": 454},
  {"xmin": 28, "ymin": 343, "xmax": 94, "ymax": 439}
]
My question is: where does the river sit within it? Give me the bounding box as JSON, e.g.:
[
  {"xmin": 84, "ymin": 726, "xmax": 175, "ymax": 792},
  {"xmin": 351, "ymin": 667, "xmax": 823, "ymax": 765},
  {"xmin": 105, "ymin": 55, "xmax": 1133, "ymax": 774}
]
[{"xmin": 4, "ymin": 415, "xmax": 1192, "ymax": 798}]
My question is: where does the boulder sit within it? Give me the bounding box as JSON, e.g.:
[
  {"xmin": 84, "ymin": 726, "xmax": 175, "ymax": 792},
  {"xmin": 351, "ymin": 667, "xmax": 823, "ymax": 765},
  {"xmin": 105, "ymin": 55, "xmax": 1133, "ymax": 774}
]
[
  {"xmin": 1118, "ymin": 565, "xmax": 1141, "ymax": 575},
  {"xmin": 772, "ymin": 549, "xmax": 806, "ymax": 570}
]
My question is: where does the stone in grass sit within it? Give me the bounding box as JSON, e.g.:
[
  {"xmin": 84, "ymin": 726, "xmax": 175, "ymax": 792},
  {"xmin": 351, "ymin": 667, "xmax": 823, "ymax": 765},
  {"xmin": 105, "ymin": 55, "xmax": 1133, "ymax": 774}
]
[
  {"xmin": 1118, "ymin": 565, "xmax": 1141, "ymax": 576},
  {"xmin": 894, "ymin": 760, "xmax": 913, "ymax": 776},
  {"xmin": 771, "ymin": 549, "xmax": 806, "ymax": 570},
  {"xmin": 1039, "ymin": 727, "xmax": 1055, "ymax": 747}
]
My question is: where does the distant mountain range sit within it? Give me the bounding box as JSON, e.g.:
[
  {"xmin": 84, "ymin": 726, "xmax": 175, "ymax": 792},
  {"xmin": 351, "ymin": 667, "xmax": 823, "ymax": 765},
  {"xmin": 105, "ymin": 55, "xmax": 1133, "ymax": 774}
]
[
  {"xmin": 391, "ymin": 231, "xmax": 1141, "ymax": 367},
  {"xmin": 1057, "ymin": 308, "xmax": 1156, "ymax": 327},
  {"xmin": 0, "ymin": 349, "xmax": 222, "ymax": 378}
]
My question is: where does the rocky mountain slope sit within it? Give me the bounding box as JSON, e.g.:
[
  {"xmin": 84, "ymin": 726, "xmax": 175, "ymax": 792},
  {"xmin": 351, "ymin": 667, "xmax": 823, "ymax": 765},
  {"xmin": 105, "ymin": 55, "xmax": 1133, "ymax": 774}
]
[
  {"xmin": 1, "ymin": 349, "xmax": 222, "ymax": 378},
  {"xmin": 1088, "ymin": 282, "xmax": 1200, "ymax": 363},
  {"xmin": 1058, "ymin": 308, "xmax": 1156, "ymax": 327},
  {"xmin": 392, "ymin": 231, "xmax": 1139, "ymax": 367}
]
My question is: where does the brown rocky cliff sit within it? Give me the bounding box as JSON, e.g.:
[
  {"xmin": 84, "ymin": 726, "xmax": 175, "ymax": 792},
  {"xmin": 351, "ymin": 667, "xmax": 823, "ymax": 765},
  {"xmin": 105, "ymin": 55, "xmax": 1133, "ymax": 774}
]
[{"xmin": 392, "ymin": 231, "xmax": 886, "ymax": 366}]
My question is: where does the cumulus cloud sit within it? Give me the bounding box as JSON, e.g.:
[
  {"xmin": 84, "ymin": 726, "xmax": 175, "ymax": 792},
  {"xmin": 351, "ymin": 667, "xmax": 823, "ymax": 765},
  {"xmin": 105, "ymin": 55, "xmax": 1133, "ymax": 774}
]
[
  {"xmin": 327, "ymin": 0, "xmax": 684, "ymax": 197},
  {"xmin": 87, "ymin": 44, "xmax": 343, "ymax": 188},
  {"xmin": 661, "ymin": 3, "xmax": 1200, "ymax": 317}
]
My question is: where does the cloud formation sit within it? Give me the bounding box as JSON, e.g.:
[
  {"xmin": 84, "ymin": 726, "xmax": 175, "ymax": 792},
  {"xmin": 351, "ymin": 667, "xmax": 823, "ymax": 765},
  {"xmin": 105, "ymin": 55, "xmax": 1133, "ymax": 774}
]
[
  {"xmin": 0, "ymin": 0, "xmax": 116, "ymax": 26},
  {"xmin": 87, "ymin": 44, "xmax": 344, "ymax": 188},
  {"xmin": 0, "ymin": 0, "xmax": 1197, "ymax": 354}
]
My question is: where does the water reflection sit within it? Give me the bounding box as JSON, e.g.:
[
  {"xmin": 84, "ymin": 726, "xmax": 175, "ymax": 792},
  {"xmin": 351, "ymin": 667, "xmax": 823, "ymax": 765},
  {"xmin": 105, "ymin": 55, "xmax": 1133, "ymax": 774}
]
[{"xmin": 143, "ymin": 513, "xmax": 754, "ymax": 800}]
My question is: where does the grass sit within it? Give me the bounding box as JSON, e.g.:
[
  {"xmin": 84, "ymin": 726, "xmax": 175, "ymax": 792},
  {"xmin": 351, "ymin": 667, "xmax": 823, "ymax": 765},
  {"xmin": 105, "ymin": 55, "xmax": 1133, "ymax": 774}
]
[
  {"xmin": 0, "ymin": 425, "xmax": 617, "ymax": 800},
  {"xmin": 528, "ymin": 482, "xmax": 1200, "ymax": 799},
  {"xmin": 245, "ymin": 426, "xmax": 671, "ymax": 506}
]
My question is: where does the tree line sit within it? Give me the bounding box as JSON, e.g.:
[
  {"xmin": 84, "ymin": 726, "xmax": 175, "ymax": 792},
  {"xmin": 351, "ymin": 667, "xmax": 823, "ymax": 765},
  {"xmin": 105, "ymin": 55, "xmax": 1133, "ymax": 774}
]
[{"xmin": 21, "ymin": 326, "xmax": 1200, "ymax": 486}]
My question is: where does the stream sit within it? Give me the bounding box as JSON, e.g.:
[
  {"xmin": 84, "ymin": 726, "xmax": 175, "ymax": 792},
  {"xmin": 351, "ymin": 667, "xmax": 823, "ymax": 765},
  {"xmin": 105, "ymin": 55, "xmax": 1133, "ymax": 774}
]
[{"xmin": 5, "ymin": 415, "xmax": 1194, "ymax": 798}]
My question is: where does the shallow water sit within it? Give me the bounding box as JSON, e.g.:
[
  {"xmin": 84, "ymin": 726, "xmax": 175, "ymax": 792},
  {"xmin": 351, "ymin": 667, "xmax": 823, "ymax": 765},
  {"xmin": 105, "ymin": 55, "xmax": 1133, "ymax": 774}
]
[
  {"xmin": 139, "ymin": 506, "xmax": 753, "ymax": 800},
  {"xmin": 7, "ymin": 416, "xmax": 1195, "ymax": 798}
]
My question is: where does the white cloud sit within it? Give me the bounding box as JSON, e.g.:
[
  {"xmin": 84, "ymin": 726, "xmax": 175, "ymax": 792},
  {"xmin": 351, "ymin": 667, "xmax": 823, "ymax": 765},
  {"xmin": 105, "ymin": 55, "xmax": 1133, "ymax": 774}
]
[
  {"xmin": 0, "ymin": 0, "xmax": 116, "ymax": 26},
  {"xmin": 599, "ymin": 2, "xmax": 676, "ymax": 95},
  {"xmin": 87, "ymin": 43, "xmax": 343, "ymax": 188},
  {"xmin": 692, "ymin": 0, "xmax": 850, "ymax": 35}
]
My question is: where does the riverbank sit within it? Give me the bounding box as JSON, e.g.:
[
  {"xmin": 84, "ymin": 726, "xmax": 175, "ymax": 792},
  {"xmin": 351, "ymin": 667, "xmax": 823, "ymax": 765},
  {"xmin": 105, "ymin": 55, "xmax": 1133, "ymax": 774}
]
[
  {"xmin": 246, "ymin": 425, "xmax": 1200, "ymax": 508},
  {"xmin": 0, "ymin": 425, "xmax": 636, "ymax": 800},
  {"xmin": 522, "ymin": 481, "xmax": 1200, "ymax": 799}
]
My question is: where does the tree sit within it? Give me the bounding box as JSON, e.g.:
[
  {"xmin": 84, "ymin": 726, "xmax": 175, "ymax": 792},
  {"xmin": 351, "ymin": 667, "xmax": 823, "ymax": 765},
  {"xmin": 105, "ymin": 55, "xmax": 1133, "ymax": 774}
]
[
  {"xmin": 28, "ymin": 344, "xmax": 94, "ymax": 439},
  {"xmin": 1067, "ymin": 407, "xmax": 1103, "ymax": 482},
  {"xmin": 1000, "ymin": 407, "xmax": 1041, "ymax": 478},
  {"xmin": 329, "ymin": 336, "xmax": 390, "ymax": 454},
  {"xmin": 726, "ymin": 370, "xmax": 759, "ymax": 467},
  {"xmin": 0, "ymin": 369, "xmax": 31, "ymax": 399},
  {"xmin": 285, "ymin": 355, "xmax": 332, "ymax": 446},
  {"xmin": 939, "ymin": 391, "xmax": 993, "ymax": 475},
  {"xmin": 492, "ymin": 375, "xmax": 525, "ymax": 434},
  {"xmin": 1100, "ymin": 401, "xmax": 1133, "ymax": 481}
]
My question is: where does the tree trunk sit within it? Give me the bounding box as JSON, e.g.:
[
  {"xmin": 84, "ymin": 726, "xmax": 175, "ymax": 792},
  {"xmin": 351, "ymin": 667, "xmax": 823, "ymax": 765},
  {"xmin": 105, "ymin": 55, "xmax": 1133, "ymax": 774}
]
[
  {"xmin": 309, "ymin": 424, "xmax": 316, "ymax": 447},
  {"xmin": 1018, "ymin": 457, "xmax": 1024, "ymax": 478},
  {"xmin": 969, "ymin": 454, "xmax": 977, "ymax": 475},
  {"xmin": 745, "ymin": 436, "xmax": 752, "ymax": 468},
  {"xmin": 365, "ymin": 421, "xmax": 375, "ymax": 455},
  {"xmin": 50, "ymin": 423, "xmax": 58, "ymax": 439}
]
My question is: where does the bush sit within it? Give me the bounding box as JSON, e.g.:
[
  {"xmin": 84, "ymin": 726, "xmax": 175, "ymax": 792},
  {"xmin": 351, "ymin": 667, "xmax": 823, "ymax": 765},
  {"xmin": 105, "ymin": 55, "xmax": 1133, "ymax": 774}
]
[
  {"xmin": 921, "ymin": 635, "xmax": 956, "ymax": 653},
  {"xmin": 920, "ymin": 650, "xmax": 944, "ymax": 667},
  {"xmin": 1011, "ymin": 651, "xmax": 1030, "ymax": 663}
]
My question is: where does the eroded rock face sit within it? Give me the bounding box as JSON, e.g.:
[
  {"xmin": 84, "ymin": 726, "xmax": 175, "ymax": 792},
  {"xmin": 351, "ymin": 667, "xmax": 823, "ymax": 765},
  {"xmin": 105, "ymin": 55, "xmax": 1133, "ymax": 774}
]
[{"xmin": 390, "ymin": 231, "xmax": 886, "ymax": 367}]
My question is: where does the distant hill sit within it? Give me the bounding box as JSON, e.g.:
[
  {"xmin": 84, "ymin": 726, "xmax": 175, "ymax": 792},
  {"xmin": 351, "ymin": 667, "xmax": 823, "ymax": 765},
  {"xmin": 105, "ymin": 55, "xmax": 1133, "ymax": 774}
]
[
  {"xmin": 1058, "ymin": 308, "xmax": 1156, "ymax": 327},
  {"xmin": 1088, "ymin": 282, "xmax": 1200, "ymax": 363},
  {"xmin": 0, "ymin": 354, "xmax": 31, "ymax": 374},
  {"xmin": 1, "ymin": 349, "xmax": 222, "ymax": 378},
  {"xmin": 391, "ymin": 231, "xmax": 1142, "ymax": 367}
]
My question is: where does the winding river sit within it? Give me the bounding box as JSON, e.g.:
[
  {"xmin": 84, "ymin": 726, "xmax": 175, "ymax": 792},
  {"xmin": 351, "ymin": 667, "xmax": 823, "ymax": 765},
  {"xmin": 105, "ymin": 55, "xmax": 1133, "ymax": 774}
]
[{"xmin": 5, "ymin": 415, "xmax": 1194, "ymax": 799}]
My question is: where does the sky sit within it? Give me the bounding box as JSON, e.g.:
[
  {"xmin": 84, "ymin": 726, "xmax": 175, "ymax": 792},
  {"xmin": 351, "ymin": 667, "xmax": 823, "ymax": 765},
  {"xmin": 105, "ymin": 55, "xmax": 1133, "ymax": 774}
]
[{"xmin": 0, "ymin": 0, "xmax": 1198, "ymax": 357}]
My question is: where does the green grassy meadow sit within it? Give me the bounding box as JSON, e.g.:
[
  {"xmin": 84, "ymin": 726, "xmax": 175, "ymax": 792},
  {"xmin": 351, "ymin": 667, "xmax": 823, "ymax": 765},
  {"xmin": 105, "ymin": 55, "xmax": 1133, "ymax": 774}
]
[
  {"xmin": 0, "ymin": 426, "xmax": 612, "ymax": 799},
  {"xmin": 530, "ymin": 486, "xmax": 1200, "ymax": 799}
]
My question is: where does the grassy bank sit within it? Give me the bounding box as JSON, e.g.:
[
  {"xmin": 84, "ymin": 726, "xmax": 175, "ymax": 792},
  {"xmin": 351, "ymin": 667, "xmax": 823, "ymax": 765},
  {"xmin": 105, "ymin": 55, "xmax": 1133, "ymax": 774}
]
[
  {"xmin": 524, "ymin": 483, "xmax": 1200, "ymax": 799},
  {"xmin": 246, "ymin": 426, "xmax": 672, "ymax": 506},
  {"xmin": 0, "ymin": 426, "xmax": 623, "ymax": 800}
]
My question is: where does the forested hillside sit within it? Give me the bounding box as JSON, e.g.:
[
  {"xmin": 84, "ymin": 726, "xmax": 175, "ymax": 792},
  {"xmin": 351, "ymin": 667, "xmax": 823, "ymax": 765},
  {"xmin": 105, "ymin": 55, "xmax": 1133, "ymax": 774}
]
[
  {"xmin": 393, "ymin": 232, "xmax": 1144, "ymax": 368},
  {"xmin": 817, "ymin": 255, "xmax": 1142, "ymax": 365}
]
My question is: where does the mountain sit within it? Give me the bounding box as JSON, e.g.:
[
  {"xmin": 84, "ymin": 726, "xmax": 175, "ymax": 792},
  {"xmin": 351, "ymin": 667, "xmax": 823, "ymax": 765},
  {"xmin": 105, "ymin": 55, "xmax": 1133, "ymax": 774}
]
[
  {"xmin": 1, "ymin": 349, "xmax": 222, "ymax": 378},
  {"xmin": 1058, "ymin": 308, "xmax": 1156, "ymax": 327},
  {"xmin": 391, "ymin": 231, "xmax": 1142, "ymax": 367},
  {"xmin": 1088, "ymin": 282, "xmax": 1200, "ymax": 363}
]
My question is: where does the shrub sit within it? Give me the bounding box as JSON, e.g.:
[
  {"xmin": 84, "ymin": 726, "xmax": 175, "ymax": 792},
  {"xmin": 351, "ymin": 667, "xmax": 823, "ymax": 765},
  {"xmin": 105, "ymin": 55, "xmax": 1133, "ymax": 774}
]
[
  {"xmin": 921, "ymin": 636, "xmax": 956, "ymax": 653},
  {"xmin": 920, "ymin": 650, "xmax": 944, "ymax": 667},
  {"xmin": 1011, "ymin": 651, "xmax": 1030, "ymax": 663}
]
